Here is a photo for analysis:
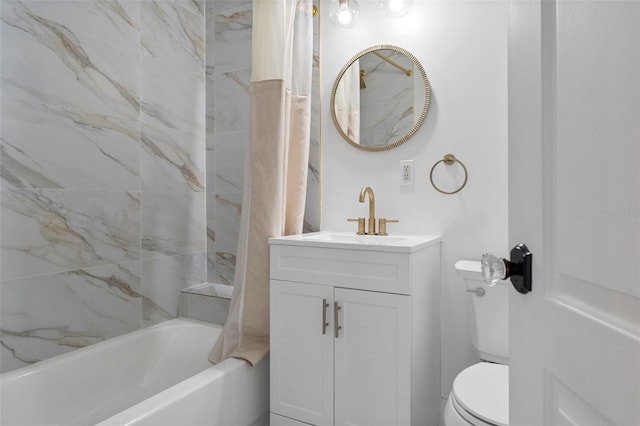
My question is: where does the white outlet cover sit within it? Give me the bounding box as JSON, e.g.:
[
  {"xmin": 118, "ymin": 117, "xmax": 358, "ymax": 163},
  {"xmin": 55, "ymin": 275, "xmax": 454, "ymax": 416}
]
[{"xmin": 400, "ymin": 160, "xmax": 414, "ymax": 186}]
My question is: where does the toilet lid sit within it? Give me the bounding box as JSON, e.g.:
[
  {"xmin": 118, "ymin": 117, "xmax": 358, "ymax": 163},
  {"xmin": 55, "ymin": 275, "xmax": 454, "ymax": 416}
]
[{"xmin": 452, "ymin": 363, "xmax": 509, "ymax": 426}]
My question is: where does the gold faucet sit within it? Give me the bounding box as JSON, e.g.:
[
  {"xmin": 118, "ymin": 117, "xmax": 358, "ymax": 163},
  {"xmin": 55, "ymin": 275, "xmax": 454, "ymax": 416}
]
[{"xmin": 359, "ymin": 186, "xmax": 376, "ymax": 235}]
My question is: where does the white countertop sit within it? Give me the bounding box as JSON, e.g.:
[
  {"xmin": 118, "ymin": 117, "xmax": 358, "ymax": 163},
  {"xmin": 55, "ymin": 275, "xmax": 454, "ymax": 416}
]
[{"xmin": 269, "ymin": 231, "xmax": 441, "ymax": 253}]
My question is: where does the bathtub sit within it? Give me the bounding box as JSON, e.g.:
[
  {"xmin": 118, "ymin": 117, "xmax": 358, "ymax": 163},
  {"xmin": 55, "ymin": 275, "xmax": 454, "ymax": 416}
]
[{"xmin": 0, "ymin": 318, "xmax": 269, "ymax": 426}]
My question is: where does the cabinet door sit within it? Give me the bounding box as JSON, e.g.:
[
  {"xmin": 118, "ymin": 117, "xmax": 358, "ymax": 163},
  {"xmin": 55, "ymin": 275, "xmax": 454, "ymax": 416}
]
[
  {"xmin": 334, "ymin": 288, "xmax": 411, "ymax": 426},
  {"xmin": 270, "ymin": 413, "xmax": 313, "ymax": 426},
  {"xmin": 270, "ymin": 280, "xmax": 334, "ymax": 426}
]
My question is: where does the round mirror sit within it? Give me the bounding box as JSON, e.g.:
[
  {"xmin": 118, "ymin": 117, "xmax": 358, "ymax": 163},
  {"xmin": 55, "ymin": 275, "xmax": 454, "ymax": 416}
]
[{"xmin": 330, "ymin": 45, "xmax": 430, "ymax": 152}]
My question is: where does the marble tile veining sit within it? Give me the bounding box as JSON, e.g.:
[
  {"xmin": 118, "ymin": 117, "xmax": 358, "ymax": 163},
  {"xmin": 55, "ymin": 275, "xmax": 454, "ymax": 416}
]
[
  {"xmin": 206, "ymin": 70, "xmax": 216, "ymax": 135},
  {"xmin": 358, "ymin": 50, "xmax": 414, "ymax": 146},
  {"xmin": 205, "ymin": 2, "xmax": 216, "ymax": 64},
  {"xmin": 141, "ymin": 55, "xmax": 205, "ymax": 134},
  {"xmin": 206, "ymin": 191, "xmax": 217, "ymax": 282},
  {"xmin": 1, "ymin": 1, "xmax": 140, "ymax": 119},
  {"xmin": 214, "ymin": 131, "xmax": 247, "ymax": 194},
  {"xmin": 0, "ymin": 0, "xmax": 209, "ymax": 374},
  {"xmin": 211, "ymin": 251, "xmax": 236, "ymax": 286},
  {"xmin": 141, "ymin": 0, "xmax": 204, "ymax": 75},
  {"xmin": 1, "ymin": 0, "xmax": 321, "ymax": 372},
  {"xmin": 210, "ymin": 191, "xmax": 242, "ymax": 285},
  {"xmin": 0, "ymin": 261, "xmax": 142, "ymax": 373},
  {"xmin": 2, "ymin": 1, "xmax": 141, "ymax": 50},
  {"xmin": 206, "ymin": 133, "xmax": 216, "ymax": 190},
  {"xmin": 307, "ymin": 59, "xmax": 320, "ymax": 193},
  {"xmin": 360, "ymin": 102, "xmax": 413, "ymax": 147},
  {"xmin": 140, "ymin": 120, "xmax": 205, "ymax": 193},
  {"xmin": 213, "ymin": 3, "xmax": 251, "ymax": 74},
  {"xmin": 212, "ymin": 1, "xmax": 253, "ymax": 15},
  {"xmin": 206, "ymin": 245, "xmax": 217, "ymax": 284},
  {"xmin": 191, "ymin": 0, "xmax": 205, "ymax": 16},
  {"xmin": 141, "ymin": 191, "xmax": 206, "ymax": 258},
  {"xmin": 1, "ymin": 189, "xmax": 140, "ymax": 281},
  {"xmin": 304, "ymin": 190, "xmax": 321, "ymax": 233},
  {"xmin": 1, "ymin": 96, "xmax": 139, "ymax": 191},
  {"xmin": 142, "ymin": 251, "xmax": 206, "ymax": 326},
  {"xmin": 214, "ymin": 68, "xmax": 251, "ymax": 133}
]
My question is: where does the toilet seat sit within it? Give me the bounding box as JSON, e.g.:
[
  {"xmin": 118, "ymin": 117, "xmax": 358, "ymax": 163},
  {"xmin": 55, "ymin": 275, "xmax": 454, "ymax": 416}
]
[
  {"xmin": 448, "ymin": 393, "xmax": 498, "ymax": 426},
  {"xmin": 451, "ymin": 363, "xmax": 509, "ymax": 426}
]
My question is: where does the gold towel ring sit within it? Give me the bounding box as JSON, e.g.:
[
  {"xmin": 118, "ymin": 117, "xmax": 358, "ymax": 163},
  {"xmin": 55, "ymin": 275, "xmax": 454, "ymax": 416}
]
[{"xmin": 430, "ymin": 154, "xmax": 468, "ymax": 195}]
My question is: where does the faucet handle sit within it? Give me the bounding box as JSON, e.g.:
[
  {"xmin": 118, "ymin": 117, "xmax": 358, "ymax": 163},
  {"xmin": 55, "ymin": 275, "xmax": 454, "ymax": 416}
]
[
  {"xmin": 347, "ymin": 218, "xmax": 366, "ymax": 235},
  {"xmin": 377, "ymin": 218, "xmax": 399, "ymax": 236}
]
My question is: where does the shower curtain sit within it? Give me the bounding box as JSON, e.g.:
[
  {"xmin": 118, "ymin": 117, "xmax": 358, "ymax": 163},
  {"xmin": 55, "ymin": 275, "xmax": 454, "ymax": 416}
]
[{"xmin": 209, "ymin": 0, "xmax": 313, "ymax": 366}]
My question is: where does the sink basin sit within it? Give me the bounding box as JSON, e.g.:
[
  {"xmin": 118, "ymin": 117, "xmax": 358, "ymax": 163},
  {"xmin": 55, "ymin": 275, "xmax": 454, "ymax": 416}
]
[
  {"xmin": 299, "ymin": 233, "xmax": 408, "ymax": 245},
  {"xmin": 269, "ymin": 232, "xmax": 441, "ymax": 253}
]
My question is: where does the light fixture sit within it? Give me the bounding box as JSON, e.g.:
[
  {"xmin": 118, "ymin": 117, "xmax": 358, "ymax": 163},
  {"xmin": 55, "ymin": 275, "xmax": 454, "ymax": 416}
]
[
  {"xmin": 330, "ymin": 0, "xmax": 359, "ymax": 29},
  {"xmin": 380, "ymin": 0, "xmax": 413, "ymax": 18}
]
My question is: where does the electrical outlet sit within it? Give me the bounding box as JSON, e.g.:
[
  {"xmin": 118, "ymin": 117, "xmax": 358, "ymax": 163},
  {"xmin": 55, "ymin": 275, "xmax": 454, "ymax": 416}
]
[{"xmin": 400, "ymin": 160, "xmax": 414, "ymax": 186}]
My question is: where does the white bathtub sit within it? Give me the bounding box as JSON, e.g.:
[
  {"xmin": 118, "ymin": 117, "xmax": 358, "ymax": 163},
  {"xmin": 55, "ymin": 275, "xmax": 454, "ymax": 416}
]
[{"xmin": 0, "ymin": 319, "xmax": 269, "ymax": 426}]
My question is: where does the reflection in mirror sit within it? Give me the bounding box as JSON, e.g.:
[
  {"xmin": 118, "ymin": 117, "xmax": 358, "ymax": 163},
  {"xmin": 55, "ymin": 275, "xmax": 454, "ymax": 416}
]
[{"xmin": 331, "ymin": 45, "xmax": 430, "ymax": 152}]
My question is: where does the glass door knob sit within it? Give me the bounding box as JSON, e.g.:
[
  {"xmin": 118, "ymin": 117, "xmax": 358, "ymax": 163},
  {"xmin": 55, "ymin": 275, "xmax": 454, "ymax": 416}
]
[{"xmin": 481, "ymin": 244, "xmax": 532, "ymax": 294}]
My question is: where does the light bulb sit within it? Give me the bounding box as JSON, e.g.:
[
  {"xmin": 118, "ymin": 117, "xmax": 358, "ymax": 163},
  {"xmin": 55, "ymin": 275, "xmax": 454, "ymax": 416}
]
[
  {"xmin": 389, "ymin": 0, "xmax": 404, "ymax": 12},
  {"xmin": 337, "ymin": 4, "xmax": 352, "ymax": 25},
  {"xmin": 330, "ymin": 0, "xmax": 359, "ymax": 28},
  {"xmin": 380, "ymin": 0, "xmax": 412, "ymax": 17}
]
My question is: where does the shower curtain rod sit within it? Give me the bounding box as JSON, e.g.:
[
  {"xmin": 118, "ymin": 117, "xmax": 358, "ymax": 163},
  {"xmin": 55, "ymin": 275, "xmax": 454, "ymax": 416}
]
[{"xmin": 373, "ymin": 51, "xmax": 413, "ymax": 76}]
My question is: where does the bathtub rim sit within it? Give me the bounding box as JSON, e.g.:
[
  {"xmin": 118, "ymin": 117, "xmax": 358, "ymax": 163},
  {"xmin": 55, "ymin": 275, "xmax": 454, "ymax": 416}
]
[
  {"xmin": 95, "ymin": 354, "xmax": 269, "ymax": 426},
  {"xmin": 0, "ymin": 318, "xmax": 222, "ymax": 382}
]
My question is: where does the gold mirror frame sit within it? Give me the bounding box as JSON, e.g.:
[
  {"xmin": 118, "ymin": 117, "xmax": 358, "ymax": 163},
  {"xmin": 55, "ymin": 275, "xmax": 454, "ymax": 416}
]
[{"xmin": 330, "ymin": 45, "xmax": 431, "ymax": 152}]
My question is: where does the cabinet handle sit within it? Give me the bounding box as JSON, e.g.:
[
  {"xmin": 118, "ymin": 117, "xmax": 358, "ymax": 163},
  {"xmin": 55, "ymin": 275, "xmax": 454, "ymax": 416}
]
[
  {"xmin": 322, "ymin": 298, "xmax": 330, "ymax": 335},
  {"xmin": 334, "ymin": 302, "xmax": 342, "ymax": 338}
]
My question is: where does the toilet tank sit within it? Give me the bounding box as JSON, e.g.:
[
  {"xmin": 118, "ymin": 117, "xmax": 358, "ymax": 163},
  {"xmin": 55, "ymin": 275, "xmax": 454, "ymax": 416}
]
[{"xmin": 455, "ymin": 260, "xmax": 509, "ymax": 364}]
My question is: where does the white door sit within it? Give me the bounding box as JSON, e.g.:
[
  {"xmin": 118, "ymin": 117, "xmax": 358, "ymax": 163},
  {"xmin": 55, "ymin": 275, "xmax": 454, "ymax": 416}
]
[
  {"xmin": 508, "ymin": 0, "xmax": 640, "ymax": 425},
  {"xmin": 270, "ymin": 280, "xmax": 334, "ymax": 426},
  {"xmin": 333, "ymin": 288, "xmax": 411, "ymax": 426}
]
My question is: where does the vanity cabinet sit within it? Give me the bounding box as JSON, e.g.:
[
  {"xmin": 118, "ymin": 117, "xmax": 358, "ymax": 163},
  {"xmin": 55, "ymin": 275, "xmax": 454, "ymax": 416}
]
[{"xmin": 269, "ymin": 233, "xmax": 441, "ymax": 426}]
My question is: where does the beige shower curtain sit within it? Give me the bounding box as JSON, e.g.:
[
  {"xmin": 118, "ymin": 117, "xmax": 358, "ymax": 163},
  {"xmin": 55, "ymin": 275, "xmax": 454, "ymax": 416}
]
[{"xmin": 209, "ymin": 0, "xmax": 313, "ymax": 366}]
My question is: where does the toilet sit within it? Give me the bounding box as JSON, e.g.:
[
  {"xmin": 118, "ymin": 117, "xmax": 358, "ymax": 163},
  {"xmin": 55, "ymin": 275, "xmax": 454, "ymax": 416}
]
[{"xmin": 443, "ymin": 260, "xmax": 509, "ymax": 426}]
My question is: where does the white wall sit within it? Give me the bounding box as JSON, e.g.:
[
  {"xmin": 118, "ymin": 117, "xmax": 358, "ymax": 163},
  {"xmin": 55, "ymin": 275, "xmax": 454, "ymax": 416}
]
[{"xmin": 319, "ymin": 0, "xmax": 509, "ymax": 399}]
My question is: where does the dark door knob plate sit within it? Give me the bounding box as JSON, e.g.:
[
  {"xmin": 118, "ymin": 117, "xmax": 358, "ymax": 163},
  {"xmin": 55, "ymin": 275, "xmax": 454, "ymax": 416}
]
[{"xmin": 507, "ymin": 243, "xmax": 532, "ymax": 294}]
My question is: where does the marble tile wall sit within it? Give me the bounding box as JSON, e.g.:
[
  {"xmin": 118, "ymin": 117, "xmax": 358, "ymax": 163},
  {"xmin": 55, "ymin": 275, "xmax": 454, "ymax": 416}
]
[
  {"xmin": 206, "ymin": 1, "xmax": 320, "ymax": 285},
  {"xmin": 179, "ymin": 283, "xmax": 232, "ymax": 325},
  {"xmin": 358, "ymin": 50, "xmax": 414, "ymax": 147},
  {"xmin": 307, "ymin": 1, "xmax": 321, "ymax": 234},
  {"xmin": 206, "ymin": 0, "xmax": 252, "ymax": 285},
  {"xmin": 0, "ymin": 0, "xmax": 320, "ymax": 373},
  {"xmin": 0, "ymin": 0, "xmax": 206, "ymax": 373}
]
